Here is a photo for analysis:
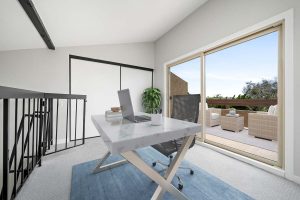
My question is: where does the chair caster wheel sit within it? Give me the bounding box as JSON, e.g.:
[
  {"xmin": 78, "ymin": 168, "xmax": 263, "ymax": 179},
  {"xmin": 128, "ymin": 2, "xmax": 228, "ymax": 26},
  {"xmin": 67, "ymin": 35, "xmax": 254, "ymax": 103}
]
[
  {"xmin": 152, "ymin": 162, "xmax": 156, "ymax": 167},
  {"xmin": 178, "ymin": 183, "xmax": 183, "ymax": 190},
  {"xmin": 190, "ymin": 170, "xmax": 194, "ymax": 175}
]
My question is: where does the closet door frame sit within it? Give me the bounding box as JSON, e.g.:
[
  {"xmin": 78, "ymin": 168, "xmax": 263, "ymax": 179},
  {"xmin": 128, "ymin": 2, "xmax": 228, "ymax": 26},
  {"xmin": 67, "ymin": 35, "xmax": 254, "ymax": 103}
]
[
  {"xmin": 68, "ymin": 54, "xmax": 154, "ymax": 140},
  {"xmin": 69, "ymin": 54, "xmax": 153, "ymax": 94}
]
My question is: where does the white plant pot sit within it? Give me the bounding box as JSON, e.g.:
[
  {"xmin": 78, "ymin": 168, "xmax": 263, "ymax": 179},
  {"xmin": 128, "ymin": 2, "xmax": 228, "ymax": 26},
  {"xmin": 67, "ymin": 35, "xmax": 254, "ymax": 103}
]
[{"xmin": 151, "ymin": 114, "xmax": 162, "ymax": 126}]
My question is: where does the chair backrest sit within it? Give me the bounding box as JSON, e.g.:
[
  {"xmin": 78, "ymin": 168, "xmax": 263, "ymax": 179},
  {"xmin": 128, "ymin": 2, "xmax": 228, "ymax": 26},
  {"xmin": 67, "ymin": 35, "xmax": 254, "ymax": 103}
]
[
  {"xmin": 152, "ymin": 95, "xmax": 200, "ymax": 157},
  {"xmin": 171, "ymin": 95, "xmax": 200, "ymax": 123},
  {"xmin": 268, "ymin": 104, "xmax": 278, "ymax": 116},
  {"xmin": 171, "ymin": 95, "xmax": 200, "ymax": 149}
]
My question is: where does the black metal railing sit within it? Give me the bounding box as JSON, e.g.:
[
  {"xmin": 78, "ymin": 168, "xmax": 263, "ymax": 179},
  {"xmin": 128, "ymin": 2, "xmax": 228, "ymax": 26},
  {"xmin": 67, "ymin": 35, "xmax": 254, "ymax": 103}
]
[{"xmin": 0, "ymin": 86, "xmax": 86, "ymax": 200}]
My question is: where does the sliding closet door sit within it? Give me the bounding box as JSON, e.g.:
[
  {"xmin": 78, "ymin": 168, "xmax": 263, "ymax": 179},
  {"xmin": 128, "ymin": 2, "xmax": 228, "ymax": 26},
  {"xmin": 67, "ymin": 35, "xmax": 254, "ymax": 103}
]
[
  {"xmin": 121, "ymin": 68, "xmax": 152, "ymax": 112},
  {"xmin": 71, "ymin": 59, "xmax": 120, "ymax": 138}
]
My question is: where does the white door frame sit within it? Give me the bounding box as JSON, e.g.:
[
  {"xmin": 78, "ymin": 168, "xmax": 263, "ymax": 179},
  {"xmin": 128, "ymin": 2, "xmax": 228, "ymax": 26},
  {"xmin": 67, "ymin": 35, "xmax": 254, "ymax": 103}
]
[{"xmin": 163, "ymin": 9, "xmax": 295, "ymax": 183}]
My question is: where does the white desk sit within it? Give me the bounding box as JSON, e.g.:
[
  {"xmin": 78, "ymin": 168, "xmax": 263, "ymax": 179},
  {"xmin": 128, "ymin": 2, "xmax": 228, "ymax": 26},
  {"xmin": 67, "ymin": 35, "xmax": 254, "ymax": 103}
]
[{"xmin": 91, "ymin": 114, "xmax": 201, "ymax": 200}]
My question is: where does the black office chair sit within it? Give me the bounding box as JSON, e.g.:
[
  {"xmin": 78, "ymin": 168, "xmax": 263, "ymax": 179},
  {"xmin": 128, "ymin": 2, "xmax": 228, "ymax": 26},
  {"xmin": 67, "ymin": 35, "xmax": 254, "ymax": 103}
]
[{"xmin": 151, "ymin": 94, "xmax": 200, "ymax": 190}]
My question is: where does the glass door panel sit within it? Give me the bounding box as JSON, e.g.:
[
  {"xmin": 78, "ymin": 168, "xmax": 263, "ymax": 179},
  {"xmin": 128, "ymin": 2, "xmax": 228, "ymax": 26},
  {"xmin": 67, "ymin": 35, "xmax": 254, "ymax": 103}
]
[{"xmin": 204, "ymin": 31, "xmax": 280, "ymax": 165}]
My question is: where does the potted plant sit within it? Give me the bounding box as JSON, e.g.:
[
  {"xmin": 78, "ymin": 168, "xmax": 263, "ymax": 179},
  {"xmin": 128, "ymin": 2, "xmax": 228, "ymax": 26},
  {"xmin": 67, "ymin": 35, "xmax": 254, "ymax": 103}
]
[
  {"xmin": 142, "ymin": 88, "xmax": 161, "ymax": 114},
  {"xmin": 229, "ymin": 107, "xmax": 236, "ymax": 115}
]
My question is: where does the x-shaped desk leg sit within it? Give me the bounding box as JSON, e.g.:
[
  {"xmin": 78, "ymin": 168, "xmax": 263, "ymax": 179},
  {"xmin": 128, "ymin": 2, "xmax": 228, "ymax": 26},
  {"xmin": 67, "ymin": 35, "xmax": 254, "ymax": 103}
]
[
  {"xmin": 93, "ymin": 151, "xmax": 128, "ymax": 174},
  {"xmin": 121, "ymin": 135, "xmax": 194, "ymax": 200}
]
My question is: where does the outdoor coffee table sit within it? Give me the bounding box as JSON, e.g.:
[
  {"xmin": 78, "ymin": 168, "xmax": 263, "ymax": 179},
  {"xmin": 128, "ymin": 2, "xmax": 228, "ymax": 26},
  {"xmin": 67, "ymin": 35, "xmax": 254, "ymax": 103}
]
[{"xmin": 221, "ymin": 116, "xmax": 244, "ymax": 132}]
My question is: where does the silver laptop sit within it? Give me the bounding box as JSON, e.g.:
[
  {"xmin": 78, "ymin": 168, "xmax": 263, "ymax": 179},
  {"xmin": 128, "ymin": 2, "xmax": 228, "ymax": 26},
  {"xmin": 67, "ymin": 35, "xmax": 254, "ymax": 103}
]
[{"xmin": 118, "ymin": 89, "xmax": 151, "ymax": 123}]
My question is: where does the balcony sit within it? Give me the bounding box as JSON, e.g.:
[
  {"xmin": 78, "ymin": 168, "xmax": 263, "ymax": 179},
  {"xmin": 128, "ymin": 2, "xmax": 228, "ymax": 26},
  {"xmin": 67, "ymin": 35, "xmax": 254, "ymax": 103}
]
[{"xmin": 202, "ymin": 98, "xmax": 278, "ymax": 164}]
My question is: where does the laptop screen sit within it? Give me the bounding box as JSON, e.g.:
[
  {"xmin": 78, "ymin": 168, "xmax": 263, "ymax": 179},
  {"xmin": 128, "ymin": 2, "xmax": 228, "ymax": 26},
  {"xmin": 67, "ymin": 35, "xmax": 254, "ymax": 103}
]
[{"xmin": 118, "ymin": 89, "xmax": 135, "ymax": 121}]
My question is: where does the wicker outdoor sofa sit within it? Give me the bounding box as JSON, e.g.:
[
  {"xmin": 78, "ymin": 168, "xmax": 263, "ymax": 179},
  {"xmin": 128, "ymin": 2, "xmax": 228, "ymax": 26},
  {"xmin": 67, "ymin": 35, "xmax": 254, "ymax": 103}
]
[{"xmin": 248, "ymin": 108, "xmax": 278, "ymax": 141}]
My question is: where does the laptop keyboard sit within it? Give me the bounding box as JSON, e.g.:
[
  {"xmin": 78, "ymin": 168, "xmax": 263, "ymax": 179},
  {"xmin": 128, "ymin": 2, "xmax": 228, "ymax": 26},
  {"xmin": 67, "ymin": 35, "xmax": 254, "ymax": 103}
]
[{"xmin": 134, "ymin": 115, "xmax": 151, "ymax": 122}]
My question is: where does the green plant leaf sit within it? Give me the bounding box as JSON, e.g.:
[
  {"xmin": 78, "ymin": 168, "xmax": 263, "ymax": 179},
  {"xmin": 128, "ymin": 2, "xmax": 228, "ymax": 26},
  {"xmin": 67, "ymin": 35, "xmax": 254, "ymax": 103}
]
[{"xmin": 142, "ymin": 87, "xmax": 161, "ymax": 114}]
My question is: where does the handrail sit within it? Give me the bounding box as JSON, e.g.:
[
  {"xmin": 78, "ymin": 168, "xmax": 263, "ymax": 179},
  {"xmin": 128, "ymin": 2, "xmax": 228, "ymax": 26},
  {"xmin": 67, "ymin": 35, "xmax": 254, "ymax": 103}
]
[
  {"xmin": 44, "ymin": 93, "xmax": 86, "ymax": 99},
  {"xmin": 0, "ymin": 86, "xmax": 44, "ymax": 99},
  {"xmin": 0, "ymin": 86, "xmax": 86, "ymax": 99}
]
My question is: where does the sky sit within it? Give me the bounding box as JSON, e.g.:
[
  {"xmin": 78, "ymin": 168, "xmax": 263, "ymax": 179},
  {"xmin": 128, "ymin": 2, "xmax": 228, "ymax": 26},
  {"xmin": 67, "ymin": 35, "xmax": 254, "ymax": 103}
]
[{"xmin": 170, "ymin": 31, "xmax": 278, "ymax": 97}]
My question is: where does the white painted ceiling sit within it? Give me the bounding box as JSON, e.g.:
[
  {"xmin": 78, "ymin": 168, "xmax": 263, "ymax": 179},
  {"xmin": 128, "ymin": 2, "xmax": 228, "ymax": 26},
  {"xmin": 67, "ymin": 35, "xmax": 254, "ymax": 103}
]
[{"xmin": 0, "ymin": 0, "xmax": 207, "ymax": 51}]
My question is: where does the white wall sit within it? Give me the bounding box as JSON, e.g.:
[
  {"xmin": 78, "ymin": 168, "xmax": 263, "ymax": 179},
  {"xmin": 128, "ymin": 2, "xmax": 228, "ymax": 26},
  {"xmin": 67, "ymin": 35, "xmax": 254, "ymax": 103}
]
[
  {"xmin": 0, "ymin": 42, "xmax": 154, "ymax": 93},
  {"xmin": 121, "ymin": 68, "xmax": 153, "ymax": 112},
  {"xmin": 154, "ymin": 0, "xmax": 300, "ymax": 180}
]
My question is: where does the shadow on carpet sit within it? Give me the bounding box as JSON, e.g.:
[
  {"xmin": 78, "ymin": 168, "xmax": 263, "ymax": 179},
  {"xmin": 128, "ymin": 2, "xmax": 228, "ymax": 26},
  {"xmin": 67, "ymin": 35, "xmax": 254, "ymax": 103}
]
[{"xmin": 71, "ymin": 147, "xmax": 253, "ymax": 200}]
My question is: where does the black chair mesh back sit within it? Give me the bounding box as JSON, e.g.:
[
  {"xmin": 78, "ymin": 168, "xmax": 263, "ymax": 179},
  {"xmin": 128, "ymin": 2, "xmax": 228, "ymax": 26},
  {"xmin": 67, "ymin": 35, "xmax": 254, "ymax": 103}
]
[
  {"xmin": 152, "ymin": 94, "xmax": 200, "ymax": 157},
  {"xmin": 171, "ymin": 94, "xmax": 200, "ymax": 149},
  {"xmin": 171, "ymin": 95, "xmax": 200, "ymax": 123}
]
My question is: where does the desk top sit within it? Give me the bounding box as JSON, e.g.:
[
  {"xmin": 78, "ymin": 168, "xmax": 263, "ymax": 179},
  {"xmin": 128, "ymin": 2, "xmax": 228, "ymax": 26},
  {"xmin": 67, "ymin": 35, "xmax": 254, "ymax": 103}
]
[{"xmin": 91, "ymin": 114, "xmax": 201, "ymax": 155}]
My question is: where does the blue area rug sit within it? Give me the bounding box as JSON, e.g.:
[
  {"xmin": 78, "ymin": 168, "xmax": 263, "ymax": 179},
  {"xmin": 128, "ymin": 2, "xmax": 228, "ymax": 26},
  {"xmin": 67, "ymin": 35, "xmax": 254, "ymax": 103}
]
[{"xmin": 71, "ymin": 147, "xmax": 253, "ymax": 200}]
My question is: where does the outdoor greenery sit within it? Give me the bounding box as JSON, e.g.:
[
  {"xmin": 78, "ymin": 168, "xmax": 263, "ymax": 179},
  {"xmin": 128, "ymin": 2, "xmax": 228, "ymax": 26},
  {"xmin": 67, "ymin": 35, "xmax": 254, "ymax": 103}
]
[
  {"xmin": 207, "ymin": 78, "xmax": 277, "ymax": 111},
  {"xmin": 142, "ymin": 88, "xmax": 162, "ymax": 114},
  {"xmin": 243, "ymin": 78, "xmax": 277, "ymax": 99}
]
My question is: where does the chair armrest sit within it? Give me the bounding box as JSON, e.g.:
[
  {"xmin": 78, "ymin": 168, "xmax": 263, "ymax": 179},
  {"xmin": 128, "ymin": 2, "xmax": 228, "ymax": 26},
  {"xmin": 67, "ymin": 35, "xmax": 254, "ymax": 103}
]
[
  {"xmin": 207, "ymin": 108, "xmax": 221, "ymax": 114},
  {"xmin": 256, "ymin": 111, "xmax": 268, "ymax": 115},
  {"xmin": 248, "ymin": 113, "xmax": 277, "ymax": 121}
]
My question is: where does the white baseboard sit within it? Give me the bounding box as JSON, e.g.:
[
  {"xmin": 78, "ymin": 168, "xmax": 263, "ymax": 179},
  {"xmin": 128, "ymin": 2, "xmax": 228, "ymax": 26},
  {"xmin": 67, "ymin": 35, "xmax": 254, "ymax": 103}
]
[
  {"xmin": 285, "ymin": 173, "xmax": 300, "ymax": 185},
  {"xmin": 197, "ymin": 141, "xmax": 300, "ymax": 185},
  {"xmin": 196, "ymin": 141, "xmax": 285, "ymax": 177}
]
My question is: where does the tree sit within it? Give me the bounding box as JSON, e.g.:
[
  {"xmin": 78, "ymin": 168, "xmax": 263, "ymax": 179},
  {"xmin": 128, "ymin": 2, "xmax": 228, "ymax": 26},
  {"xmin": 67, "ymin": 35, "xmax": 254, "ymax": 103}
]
[
  {"xmin": 236, "ymin": 94, "xmax": 248, "ymax": 99},
  {"xmin": 206, "ymin": 78, "xmax": 277, "ymax": 111},
  {"xmin": 212, "ymin": 94, "xmax": 223, "ymax": 99},
  {"xmin": 243, "ymin": 78, "xmax": 277, "ymax": 99}
]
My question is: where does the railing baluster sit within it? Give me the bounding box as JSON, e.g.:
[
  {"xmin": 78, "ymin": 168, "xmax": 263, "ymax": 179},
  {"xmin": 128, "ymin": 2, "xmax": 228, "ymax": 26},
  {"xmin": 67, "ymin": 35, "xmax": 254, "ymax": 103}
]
[
  {"xmin": 32, "ymin": 99, "xmax": 35, "ymax": 170},
  {"xmin": 45, "ymin": 99, "xmax": 48, "ymax": 151},
  {"xmin": 13, "ymin": 99, "xmax": 18, "ymax": 197},
  {"xmin": 43, "ymin": 99, "xmax": 47, "ymax": 156},
  {"xmin": 3, "ymin": 99, "xmax": 9, "ymax": 200},
  {"xmin": 55, "ymin": 99, "xmax": 59, "ymax": 151},
  {"xmin": 69, "ymin": 99, "xmax": 72, "ymax": 146},
  {"xmin": 65, "ymin": 99, "xmax": 69, "ymax": 148},
  {"xmin": 48, "ymin": 99, "xmax": 50, "ymax": 149},
  {"xmin": 50, "ymin": 99, "xmax": 54, "ymax": 146},
  {"xmin": 21, "ymin": 99, "xmax": 25, "ymax": 183},
  {"xmin": 47, "ymin": 98, "xmax": 52, "ymax": 150},
  {"xmin": 74, "ymin": 99, "xmax": 78, "ymax": 146},
  {"xmin": 27, "ymin": 99, "xmax": 31, "ymax": 176},
  {"xmin": 83, "ymin": 99, "xmax": 86, "ymax": 144},
  {"xmin": 35, "ymin": 99, "xmax": 39, "ymax": 166},
  {"xmin": 38, "ymin": 99, "xmax": 43, "ymax": 166}
]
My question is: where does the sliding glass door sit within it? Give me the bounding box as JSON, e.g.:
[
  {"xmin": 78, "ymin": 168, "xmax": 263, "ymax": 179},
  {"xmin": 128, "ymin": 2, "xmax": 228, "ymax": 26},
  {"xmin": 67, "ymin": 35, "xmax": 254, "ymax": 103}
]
[
  {"xmin": 204, "ymin": 28, "xmax": 281, "ymax": 166},
  {"xmin": 167, "ymin": 25, "xmax": 283, "ymax": 167}
]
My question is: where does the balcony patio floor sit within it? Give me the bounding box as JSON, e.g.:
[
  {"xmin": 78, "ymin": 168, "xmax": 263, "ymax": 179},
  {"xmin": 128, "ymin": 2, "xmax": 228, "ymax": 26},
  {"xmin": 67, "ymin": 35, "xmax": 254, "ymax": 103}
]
[{"xmin": 205, "ymin": 125, "xmax": 278, "ymax": 162}]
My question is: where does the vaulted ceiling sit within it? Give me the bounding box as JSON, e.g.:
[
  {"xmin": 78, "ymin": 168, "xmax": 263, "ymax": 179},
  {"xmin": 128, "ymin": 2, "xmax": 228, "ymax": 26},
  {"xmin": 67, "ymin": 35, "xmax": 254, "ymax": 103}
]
[{"xmin": 0, "ymin": 0, "xmax": 207, "ymax": 51}]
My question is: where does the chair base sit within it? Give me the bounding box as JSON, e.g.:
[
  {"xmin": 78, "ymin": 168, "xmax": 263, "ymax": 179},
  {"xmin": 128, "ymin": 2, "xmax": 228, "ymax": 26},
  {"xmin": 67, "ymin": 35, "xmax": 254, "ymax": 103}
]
[{"xmin": 152, "ymin": 159, "xmax": 194, "ymax": 190}]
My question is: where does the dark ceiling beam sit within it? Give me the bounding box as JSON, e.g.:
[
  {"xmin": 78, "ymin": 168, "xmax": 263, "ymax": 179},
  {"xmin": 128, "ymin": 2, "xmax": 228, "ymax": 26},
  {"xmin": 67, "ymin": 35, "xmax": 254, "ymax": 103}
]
[{"xmin": 18, "ymin": 0, "xmax": 55, "ymax": 50}]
